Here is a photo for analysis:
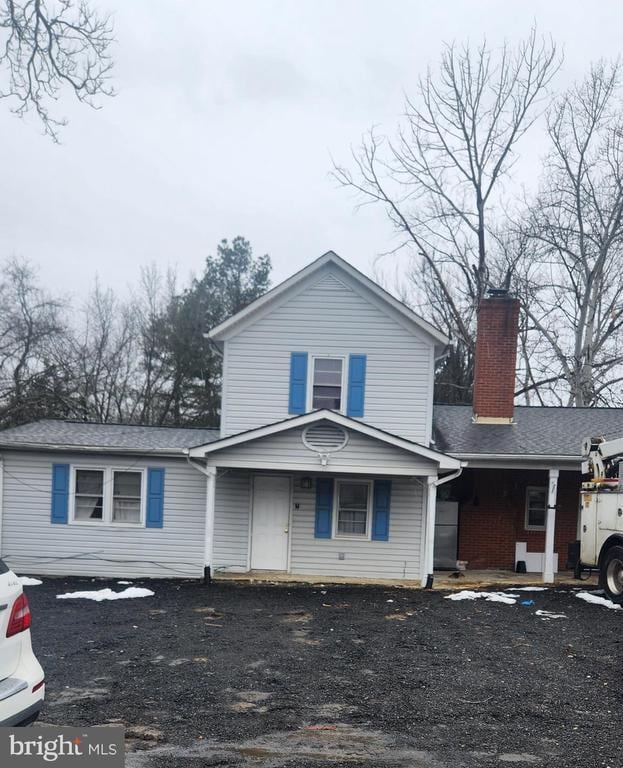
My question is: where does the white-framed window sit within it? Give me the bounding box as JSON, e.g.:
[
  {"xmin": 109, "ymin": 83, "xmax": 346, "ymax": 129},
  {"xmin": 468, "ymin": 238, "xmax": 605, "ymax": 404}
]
[
  {"xmin": 333, "ymin": 479, "xmax": 372, "ymax": 539},
  {"xmin": 525, "ymin": 486, "xmax": 547, "ymax": 531},
  {"xmin": 309, "ymin": 356, "xmax": 346, "ymax": 412},
  {"xmin": 71, "ymin": 467, "xmax": 145, "ymax": 526}
]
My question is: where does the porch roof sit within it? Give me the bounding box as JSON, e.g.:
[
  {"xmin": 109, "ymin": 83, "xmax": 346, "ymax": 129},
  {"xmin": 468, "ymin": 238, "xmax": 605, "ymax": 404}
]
[
  {"xmin": 433, "ymin": 404, "xmax": 623, "ymax": 467},
  {"xmin": 188, "ymin": 410, "xmax": 462, "ymax": 473}
]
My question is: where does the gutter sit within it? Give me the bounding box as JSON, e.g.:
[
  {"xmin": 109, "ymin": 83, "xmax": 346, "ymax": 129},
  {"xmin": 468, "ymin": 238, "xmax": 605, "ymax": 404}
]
[{"xmin": 0, "ymin": 443, "xmax": 188, "ymax": 458}]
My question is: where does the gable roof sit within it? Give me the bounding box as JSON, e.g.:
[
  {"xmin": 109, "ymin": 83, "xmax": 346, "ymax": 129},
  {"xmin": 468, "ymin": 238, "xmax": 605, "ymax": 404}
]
[
  {"xmin": 0, "ymin": 420, "xmax": 219, "ymax": 455},
  {"xmin": 207, "ymin": 251, "xmax": 449, "ymax": 346},
  {"xmin": 188, "ymin": 409, "xmax": 461, "ymax": 470},
  {"xmin": 433, "ymin": 404, "xmax": 623, "ymax": 460}
]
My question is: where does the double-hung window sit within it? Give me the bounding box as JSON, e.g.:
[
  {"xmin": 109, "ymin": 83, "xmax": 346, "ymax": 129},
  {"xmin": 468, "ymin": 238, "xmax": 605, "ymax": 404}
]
[
  {"xmin": 311, "ymin": 357, "xmax": 344, "ymax": 411},
  {"xmin": 335, "ymin": 480, "xmax": 371, "ymax": 538},
  {"xmin": 525, "ymin": 486, "xmax": 547, "ymax": 530},
  {"xmin": 72, "ymin": 467, "xmax": 144, "ymax": 526},
  {"xmin": 74, "ymin": 469, "xmax": 105, "ymax": 521}
]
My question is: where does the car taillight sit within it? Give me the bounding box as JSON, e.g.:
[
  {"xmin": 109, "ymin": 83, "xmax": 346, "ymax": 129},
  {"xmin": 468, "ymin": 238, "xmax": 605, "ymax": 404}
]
[{"xmin": 6, "ymin": 593, "xmax": 31, "ymax": 637}]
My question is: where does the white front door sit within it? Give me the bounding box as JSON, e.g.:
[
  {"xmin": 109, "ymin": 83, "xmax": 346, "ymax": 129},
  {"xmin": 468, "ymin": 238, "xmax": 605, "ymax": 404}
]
[{"xmin": 251, "ymin": 476, "xmax": 291, "ymax": 570}]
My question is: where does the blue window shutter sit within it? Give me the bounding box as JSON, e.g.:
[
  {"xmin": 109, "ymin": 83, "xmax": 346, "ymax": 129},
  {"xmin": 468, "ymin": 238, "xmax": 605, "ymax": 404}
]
[
  {"xmin": 314, "ymin": 478, "xmax": 334, "ymax": 538},
  {"xmin": 347, "ymin": 354, "xmax": 367, "ymax": 417},
  {"xmin": 288, "ymin": 352, "xmax": 308, "ymax": 414},
  {"xmin": 51, "ymin": 464, "xmax": 69, "ymax": 524},
  {"xmin": 372, "ymin": 479, "xmax": 391, "ymax": 541},
  {"xmin": 146, "ymin": 468, "xmax": 165, "ymax": 528}
]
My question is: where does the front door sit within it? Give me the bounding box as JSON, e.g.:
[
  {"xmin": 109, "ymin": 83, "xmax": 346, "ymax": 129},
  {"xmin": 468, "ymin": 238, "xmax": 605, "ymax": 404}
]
[{"xmin": 251, "ymin": 476, "xmax": 290, "ymax": 570}]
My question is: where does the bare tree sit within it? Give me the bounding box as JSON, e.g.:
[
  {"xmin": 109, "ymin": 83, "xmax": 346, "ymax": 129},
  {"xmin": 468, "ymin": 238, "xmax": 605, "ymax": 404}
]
[
  {"xmin": 0, "ymin": 0, "xmax": 114, "ymax": 139},
  {"xmin": 518, "ymin": 61, "xmax": 623, "ymax": 406},
  {"xmin": 64, "ymin": 280, "xmax": 138, "ymax": 421},
  {"xmin": 334, "ymin": 28, "xmax": 560, "ymax": 400},
  {"xmin": 0, "ymin": 258, "xmax": 66, "ymax": 425}
]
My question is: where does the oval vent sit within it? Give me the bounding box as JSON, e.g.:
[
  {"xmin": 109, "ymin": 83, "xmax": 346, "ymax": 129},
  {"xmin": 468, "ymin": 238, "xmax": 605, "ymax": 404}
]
[{"xmin": 302, "ymin": 423, "xmax": 348, "ymax": 453}]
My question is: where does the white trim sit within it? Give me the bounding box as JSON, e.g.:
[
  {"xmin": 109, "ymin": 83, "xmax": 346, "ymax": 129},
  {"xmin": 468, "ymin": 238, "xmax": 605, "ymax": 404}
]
[
  {"xmin": 69, "ymin": 465, "xmax": 146, "ymax": 528},
  {"xmin": 307, "ymin": 354, "xmax": 347, "ymax": 414},
  {"xmin": 524, "ymin": 485, "xmax": 547, "ymax": 531},
  {"xmin": 543, "ymin": 469, "xmax": 559, "ymax": 583},
  {"xmin": 189, "ymin": 409, "xmax": 461, "ymax": 470},
  {"xmin": 206, "ymin": 251, "xmax": 449, "ymax": 346},
  {"xmin": 204, "ymin": 458, "xmax": 438, "ymax": 476},
  {"xmin": 220, "ymin": 342, "xmax": 229, "ymax": 438},
  {"xmin": 332, "ymin": 478, "xmax": 373, "ymax": 540}
]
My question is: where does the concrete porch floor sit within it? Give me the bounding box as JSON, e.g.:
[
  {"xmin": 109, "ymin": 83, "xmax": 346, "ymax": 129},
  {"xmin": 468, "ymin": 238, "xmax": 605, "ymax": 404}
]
[{"xmin": 213, "ymin": 569, "xmax": 598, "ymax": 590}]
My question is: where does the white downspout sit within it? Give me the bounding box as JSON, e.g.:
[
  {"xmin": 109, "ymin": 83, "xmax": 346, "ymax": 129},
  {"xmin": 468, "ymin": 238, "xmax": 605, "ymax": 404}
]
[
  {"xmin": 543, "ymin": 468, "xmax": 559, "ymax": 584},
  {"xmin": 421, "ymin": 466, "xmax": 464, "ymax": 588},
  {"xmin": 186, "ymin": 455, "xmax": 217, "ymax": 581}
]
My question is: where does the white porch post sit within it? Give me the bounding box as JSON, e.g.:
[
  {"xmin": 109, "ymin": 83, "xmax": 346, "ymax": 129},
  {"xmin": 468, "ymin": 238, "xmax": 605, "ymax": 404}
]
[
  {"xmin": 421, "ymin": 475, "xmax": 438, "ymax": 587},
  {"xmin": 204, "ymin": 466, "xmax": 217, "ymax": 574},
  {"xmin": 543, "ymin": 468, "xmax": 559, "ymax": 584}
]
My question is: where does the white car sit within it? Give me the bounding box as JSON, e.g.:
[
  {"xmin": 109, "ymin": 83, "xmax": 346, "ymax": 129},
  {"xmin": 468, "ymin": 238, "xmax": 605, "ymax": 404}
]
[{"xmin": 0, "ymin": 559, "xmax": 44, "ymax": 726}]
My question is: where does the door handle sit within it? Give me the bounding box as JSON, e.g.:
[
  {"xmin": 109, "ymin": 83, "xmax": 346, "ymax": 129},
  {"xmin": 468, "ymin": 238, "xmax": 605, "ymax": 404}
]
[{"xmin": 284, "ymin": 528, "xmax": 289, "ymax": 533}]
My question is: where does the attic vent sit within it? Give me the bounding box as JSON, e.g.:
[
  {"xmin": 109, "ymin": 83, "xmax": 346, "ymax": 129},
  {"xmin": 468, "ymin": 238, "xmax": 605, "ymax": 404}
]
[{"xmin": 302, "ymin": 423, "xmax": 348, "ymax": 453}]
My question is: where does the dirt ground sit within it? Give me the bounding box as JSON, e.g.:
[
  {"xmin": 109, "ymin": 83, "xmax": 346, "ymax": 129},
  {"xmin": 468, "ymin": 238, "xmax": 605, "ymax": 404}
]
[{"xmin": 24, "ymin": 577, "xmax": 623, "ymax": 768}]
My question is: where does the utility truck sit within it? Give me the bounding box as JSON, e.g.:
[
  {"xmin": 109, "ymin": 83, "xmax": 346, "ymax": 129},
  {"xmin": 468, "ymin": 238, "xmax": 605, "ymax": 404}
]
[{"xmin": 580, "ymin": 435, "xmax": 623, "ymax": 602}]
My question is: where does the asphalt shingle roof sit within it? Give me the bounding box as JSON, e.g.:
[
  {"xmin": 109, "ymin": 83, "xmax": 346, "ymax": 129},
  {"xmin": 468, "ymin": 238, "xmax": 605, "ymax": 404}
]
[
  {"xmin": 4, "ymin": 407, "xmax": 623, "ymax": 459},
  {"xmin": 433, "ymin": 404, "xmax": 623, "ymax": 457},
  {"xmin": 0, "ymin": 420, "xmax": 219, "ymax": 454}
]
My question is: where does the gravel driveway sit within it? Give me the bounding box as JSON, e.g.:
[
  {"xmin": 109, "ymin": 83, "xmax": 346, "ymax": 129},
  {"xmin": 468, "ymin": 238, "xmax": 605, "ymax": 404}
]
[{"xmin": 23, "ymin": 577, "xmax": 623, "ymax": 768}]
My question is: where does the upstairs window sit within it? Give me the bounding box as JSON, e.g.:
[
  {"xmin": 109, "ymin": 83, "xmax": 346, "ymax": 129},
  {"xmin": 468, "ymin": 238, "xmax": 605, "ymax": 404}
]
[
  {"xmin": 311, "ymin": 357, "xmax": 344, "ymax": 410},
  {"xmin": 525, "ymin": 486, "xmax": 547, "ymax": 530}
]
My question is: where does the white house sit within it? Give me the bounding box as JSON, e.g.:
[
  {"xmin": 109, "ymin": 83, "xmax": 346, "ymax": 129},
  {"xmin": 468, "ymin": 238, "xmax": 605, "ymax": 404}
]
[{"xmin": 1, "ymin": 251, "xmax": 620, "ymax": 584}]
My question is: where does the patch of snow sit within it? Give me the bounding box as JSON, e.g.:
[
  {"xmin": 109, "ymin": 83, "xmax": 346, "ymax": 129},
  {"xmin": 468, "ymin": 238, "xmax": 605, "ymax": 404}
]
[
  {"xmin": 56, "ymin": 587, "xmax": 154, "ymax": 602},
  {"xmin": 512, "ymin": 586, "xmax": 548, "ymax": 592},
  {"xmin": 445, "ymin": 590, "xmax": 516, "ymax": 605},
  {"xmin": 117, "ymin": 581, "xmax": 132, "ymax": 585},
  {"xmin": 535, "ymin": 609, "xmax": 567, "ymax": 620},
  {"xmin": 386, "ymin": 599, "xmax": 394, "ymax": 603},
  {"xmin": 18, "ymin": 576, "xmax": 42, "ymax": 586},
  {"xmin": 576, "ymin": 591, "xmax": 622, "ymax": 611}
]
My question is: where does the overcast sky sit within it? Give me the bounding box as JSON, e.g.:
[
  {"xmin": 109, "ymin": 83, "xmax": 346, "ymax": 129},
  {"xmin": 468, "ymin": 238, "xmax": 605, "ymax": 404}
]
[{"xmin": 1, "ymin": 0, "xmax": 621, "ymax": 301}]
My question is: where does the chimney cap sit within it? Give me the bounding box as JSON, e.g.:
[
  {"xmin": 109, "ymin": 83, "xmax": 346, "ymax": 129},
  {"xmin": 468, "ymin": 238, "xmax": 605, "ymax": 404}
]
[{"xmin": 486, "ymin": 287, "xmax": 509, "ymax": 298}]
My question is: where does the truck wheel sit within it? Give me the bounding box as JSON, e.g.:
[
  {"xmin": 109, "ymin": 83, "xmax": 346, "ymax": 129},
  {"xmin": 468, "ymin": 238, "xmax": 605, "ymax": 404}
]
[{"xmin": 601, "ymin": 545, "xmax": 623, "ymax": 604}]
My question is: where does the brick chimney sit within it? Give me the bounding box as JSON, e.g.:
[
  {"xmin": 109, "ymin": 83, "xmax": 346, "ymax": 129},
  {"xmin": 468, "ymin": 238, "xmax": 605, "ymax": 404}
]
[{"xmin": 472, "ymin": 288, "xmax": 520, "ymax": 424}]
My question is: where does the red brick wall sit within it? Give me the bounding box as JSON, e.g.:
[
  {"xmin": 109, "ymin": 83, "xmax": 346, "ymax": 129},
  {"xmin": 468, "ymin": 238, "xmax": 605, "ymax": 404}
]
[
  {"xmin": 473, "ymin": 296, "xmax": 520, "ymax": 420},
  {"xmin": 450, "ymin": 468, "xmax": 580, "ymax": 570}
]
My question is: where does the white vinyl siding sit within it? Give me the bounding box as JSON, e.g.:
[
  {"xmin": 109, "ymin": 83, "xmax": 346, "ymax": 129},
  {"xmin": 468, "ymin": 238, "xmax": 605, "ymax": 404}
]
[
  {"xmin": 212, "ymin": 471, "xmax": 251, "ymax": 571},
  {"xmin": 0, "ymin": 451, "xmax": 207, "ymax": 579},
  {"xmin": 290, "ymin": 475, "xmax": 424, "ymax": 580},
  {"xmin": 221, "ymin": 267, "xmax": 435, "ymax": 442},
  {"xmin": 206, "ymin": 424, "xmax": 437, "ymax": 476},
  {"xmin": 210, "ymin": 470, "xmax": 425, "ymax": 580}
]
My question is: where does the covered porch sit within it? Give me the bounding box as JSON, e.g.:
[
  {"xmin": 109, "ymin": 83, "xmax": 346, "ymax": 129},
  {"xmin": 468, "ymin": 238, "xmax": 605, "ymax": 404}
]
[
  {"xmin": 436, "ymin": 459, "xmax": 582, "ymax": 584},
  {"xmin": 186, "ymin": 410, "xmax": 462, "ymax": 585}
]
